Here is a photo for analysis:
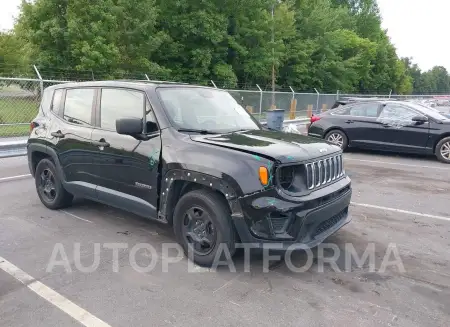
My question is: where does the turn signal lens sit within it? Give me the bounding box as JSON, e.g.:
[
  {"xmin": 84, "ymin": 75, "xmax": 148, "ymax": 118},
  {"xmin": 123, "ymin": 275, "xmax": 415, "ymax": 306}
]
[{"xmin": 259, "ymin": 166, "xmax": 269, "ymax": 185}]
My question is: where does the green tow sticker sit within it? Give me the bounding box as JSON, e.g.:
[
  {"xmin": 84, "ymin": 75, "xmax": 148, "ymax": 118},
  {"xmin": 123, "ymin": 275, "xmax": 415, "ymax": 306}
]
[{"xmin": 148, "ymin": 148, "xmax": 160, "ymax": 169}]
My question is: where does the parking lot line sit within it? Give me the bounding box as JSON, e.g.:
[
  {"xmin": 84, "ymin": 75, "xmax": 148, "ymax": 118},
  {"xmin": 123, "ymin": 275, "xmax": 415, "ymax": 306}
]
[
  {"xmin": 0, "ymin": 256, "xmax": 112, "ymax": 327},
  {"xmin": 60, "ymin": 210, "xmax": 93, "ymax": 223},
  {"xmin": 0, "ymin": 174, "xmax": 32, "ymax": 182},
  {"xmin": 351, "ymin": 202, "xmax": 450, "ymax": 222},
  {"xmin": 344, "ymin": 158, "xmax": 450, "ymax": 170}
]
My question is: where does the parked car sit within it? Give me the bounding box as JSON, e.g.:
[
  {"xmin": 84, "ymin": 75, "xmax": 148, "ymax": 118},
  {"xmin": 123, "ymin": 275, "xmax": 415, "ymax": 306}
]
[
  {"xmin": 27, "ymin": 81, "xmax": 352, "ymax": 266},
  {"xmin": 308, "ymin": 100, "xmax": 450, "ymax": 163}
]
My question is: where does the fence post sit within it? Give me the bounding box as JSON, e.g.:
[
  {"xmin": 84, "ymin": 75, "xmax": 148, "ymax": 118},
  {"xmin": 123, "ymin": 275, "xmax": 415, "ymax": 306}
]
[
  {"xmin": 314, "ymin": 88, "xmax": 320, "ymax": 115},
  {"xmin": 336, "ymin": 90, "xmax": 340, "ymax": 100},
  {"xmin": 256, "ymin": 84, "xmax": 263, "ymax": 121},
  {"xmin": 389, "ymin": 89, "xmax": 392, "ymax": 99},
  {"xmin": 210, "ymin": 80, "xmax": 218, "ymax": 88},
  {"xmin": 145, "ymin": 74, "xmax": 150, "ymax": 81},
  {"xmin": 289, "ymin": 86, "xmax": 297, "ymax": 119},
  {"xmin": 33, "ymin": 65, "xmax": 44, "ymax": 98}
]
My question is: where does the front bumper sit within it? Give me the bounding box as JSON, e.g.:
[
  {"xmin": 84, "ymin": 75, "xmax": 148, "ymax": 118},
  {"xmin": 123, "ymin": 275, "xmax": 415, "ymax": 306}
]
[{"xmin": 232, "ymin": 177, "xmax": 352, "ymax": 250}]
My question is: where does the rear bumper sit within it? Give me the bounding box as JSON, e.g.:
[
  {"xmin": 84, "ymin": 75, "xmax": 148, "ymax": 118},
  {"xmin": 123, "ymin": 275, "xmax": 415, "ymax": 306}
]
[{"xmin": 232, "ymin": 177, "xmax": 352, "ymax": 250}]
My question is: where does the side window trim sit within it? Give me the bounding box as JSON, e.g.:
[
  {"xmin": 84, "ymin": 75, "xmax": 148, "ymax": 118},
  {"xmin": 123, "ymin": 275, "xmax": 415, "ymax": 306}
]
[
  {"xmin": 61, "ymin": 87, "xmax": 96, "ymax": 127},
  {"xmin": 96, "ymin": 87, "xmax": 147, "ymax": 132}
]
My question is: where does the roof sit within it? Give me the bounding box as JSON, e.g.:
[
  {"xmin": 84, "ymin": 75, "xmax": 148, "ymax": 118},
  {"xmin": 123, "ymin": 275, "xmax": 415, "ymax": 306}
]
[{"xmin": 44, "ymin": 80, "xmax": 212, "ymax": 91}]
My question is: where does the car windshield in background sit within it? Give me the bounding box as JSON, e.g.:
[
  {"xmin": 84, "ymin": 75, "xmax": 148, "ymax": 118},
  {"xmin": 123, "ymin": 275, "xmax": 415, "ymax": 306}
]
[
  {"xmin": 407, "ymin": 102, "xmax": 450, "ymax": 120},
  {"xmin": 157, "ymin": 87, "xmax": 261, "ymax": 133}
]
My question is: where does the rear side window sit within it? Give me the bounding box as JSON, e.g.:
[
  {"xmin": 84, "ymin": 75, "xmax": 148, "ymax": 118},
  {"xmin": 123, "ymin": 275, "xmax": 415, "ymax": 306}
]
[
  {"xmin": 40, "ymin": 89, "xmax": 53, "ymax": 112},
  {"xmin": 100, "ymin": 88, "xmax": 144, "ymax": 131},
  {"xmin": 51, "ymin": 89, "xmax": 64, "ymax": 113},
  {"xmin": 64, "ymin": 88, "xmax": 95, "ymax": 126},
  {"xmin": 332, "ymin": 103, "xmax": 380, "ymax": 117}
]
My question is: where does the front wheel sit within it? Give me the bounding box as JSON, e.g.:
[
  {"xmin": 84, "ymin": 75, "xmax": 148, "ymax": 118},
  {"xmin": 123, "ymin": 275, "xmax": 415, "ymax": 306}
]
[
  {"xmin": 435, "ymin": 137, "xmax": 450, "ymax": 163},
  {"xmin": 173, "ymin": 189, "xmax": 236, "ymax": 267},
  {"xmin": 325, "ymin": 129, "xmax": 348, "ymax": 150}
]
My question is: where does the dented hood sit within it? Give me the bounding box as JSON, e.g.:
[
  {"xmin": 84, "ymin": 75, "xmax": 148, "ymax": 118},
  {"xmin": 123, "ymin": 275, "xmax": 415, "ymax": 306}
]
[{"xmin": 190, "ymin": 129, "xmax": 341, "ymax": 163}]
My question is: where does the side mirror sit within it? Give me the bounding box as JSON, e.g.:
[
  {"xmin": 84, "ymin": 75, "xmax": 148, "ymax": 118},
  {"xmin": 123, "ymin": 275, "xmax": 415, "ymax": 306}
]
[
  {"xmin": 116, "ymin": 118, "xmax": 143, "ymax": 136},
  {"xmin": 411, "ymin": 115, "xmax": 428, "ymax": 123}
]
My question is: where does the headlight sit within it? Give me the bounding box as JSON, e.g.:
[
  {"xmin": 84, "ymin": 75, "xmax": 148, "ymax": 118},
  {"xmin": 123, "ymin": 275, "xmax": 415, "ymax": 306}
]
[{"xmin": 276, "ymin": 165, "xmax": 308, "ymax": 193}]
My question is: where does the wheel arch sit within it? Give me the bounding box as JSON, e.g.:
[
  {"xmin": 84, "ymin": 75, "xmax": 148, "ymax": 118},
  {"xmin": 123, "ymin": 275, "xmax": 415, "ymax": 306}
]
[
  {"xmin": 324, "ymin": 127, "xmax": 350, "ymax": 145},
  {"xmin": 433, "ymin": 133, "xmax": 450, "ymax": 152},
  {"xmin": 160, "ymin": 169, "xmax": 243, "ymax": 226},
  {"xmin": 28, "ymin": 143, "xmax": 66, "ymax": 181}
]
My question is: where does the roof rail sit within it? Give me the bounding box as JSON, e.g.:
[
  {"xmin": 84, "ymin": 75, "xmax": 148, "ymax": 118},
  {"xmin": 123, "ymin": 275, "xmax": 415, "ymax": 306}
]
[{"xmin": 115, "ymin": 79, "xmax": 190, "ymax": 85}]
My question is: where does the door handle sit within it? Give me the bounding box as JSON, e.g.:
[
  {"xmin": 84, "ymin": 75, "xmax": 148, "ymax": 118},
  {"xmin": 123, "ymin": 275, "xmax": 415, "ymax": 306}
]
[
  {"xmin": 51, "ymin": 131, "xmax": 65, "ymax": 138},
  {"xmin": 92, "ymin": 139, "xmax": 110, "ymax": 148},
  {"xmin": 345, "ymin": 120, "xmax": 354, "ymax": 124}
]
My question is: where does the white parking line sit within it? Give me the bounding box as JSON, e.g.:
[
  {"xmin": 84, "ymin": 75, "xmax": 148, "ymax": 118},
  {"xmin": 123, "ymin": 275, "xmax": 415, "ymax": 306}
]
[
  {"xmin": 351, "ymin": 202, "xmax": 450, "ymax": 222},
  {"xmin": 60, "ymin": 210, "xmax": 93, "ymax": 223},
  {"xmin": 0, "ymin": 174, "xmax": 32, "ymax": 182},
  {"xmin": 0, "ymin": 256, "xmax": 112, "ymax": 327},
  {"xmin": 344, "ymin": 158, "xmax": 450, "ymax": 170}
]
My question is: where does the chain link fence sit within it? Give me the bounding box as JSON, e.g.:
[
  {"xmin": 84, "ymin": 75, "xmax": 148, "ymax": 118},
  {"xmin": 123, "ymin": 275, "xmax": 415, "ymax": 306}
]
[{"xmin": 2, "ymin": 75, "xmax": 450, "ymax": 140}]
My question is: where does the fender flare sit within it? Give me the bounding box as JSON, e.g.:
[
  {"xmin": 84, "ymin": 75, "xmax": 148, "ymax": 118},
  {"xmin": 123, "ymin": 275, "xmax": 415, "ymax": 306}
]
[
  {"xmin": 28, "ymin": 143, "xmax": 67, "ymax": 182},
  {"xmin": 159, "ymin": 169, "xmax": 244, "ymax": 223}
]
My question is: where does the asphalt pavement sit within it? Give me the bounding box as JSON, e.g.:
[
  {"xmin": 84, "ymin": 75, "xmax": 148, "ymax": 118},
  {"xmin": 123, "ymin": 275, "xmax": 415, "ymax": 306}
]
[{"xmin": 0, "ymin": 151, "xmax": 449, "ymax": 327}]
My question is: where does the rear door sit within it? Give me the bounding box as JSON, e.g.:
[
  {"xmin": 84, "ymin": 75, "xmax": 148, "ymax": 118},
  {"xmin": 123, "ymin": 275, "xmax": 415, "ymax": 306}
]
[
  {"xmin": 90, "ymin": 87, "xmax": 161, "ymax": 219},
  {"xmin": 375, "ymin": 103, "xmax": 430, "ymax": 153},
  {"xmin": 49, "ymin": 87, "xmax": 98, "ymax": 198},
  {"xmin": 328, "ymin": 102, "xmax": 384, "ymax": 147}
]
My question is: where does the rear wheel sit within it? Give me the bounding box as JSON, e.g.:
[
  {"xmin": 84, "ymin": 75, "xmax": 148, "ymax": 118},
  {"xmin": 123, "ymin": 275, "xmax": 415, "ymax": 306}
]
[
  {"xmin": 35, "ymin": 159, "xmax": 73, "ymax": 209},
  {"xmin": 173, "ymin": 189, "xmax": 236, "ymax": 267},
  {"xmin": 325, "ymin": 129, "xmax": 348, "ymax": 150},
  {"xmin": 435, "ymin": 137, "xmax": 450, "ymax": 163}
]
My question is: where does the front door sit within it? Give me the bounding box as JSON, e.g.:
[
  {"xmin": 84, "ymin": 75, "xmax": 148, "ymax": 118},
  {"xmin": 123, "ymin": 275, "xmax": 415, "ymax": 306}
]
[
  {"xmin": 375, "ymin": 103, "xmax": 430, "ymax": 153},
  {"xmin": 90, "ymin": 87, "xmax": 161, "ymax": 219}
]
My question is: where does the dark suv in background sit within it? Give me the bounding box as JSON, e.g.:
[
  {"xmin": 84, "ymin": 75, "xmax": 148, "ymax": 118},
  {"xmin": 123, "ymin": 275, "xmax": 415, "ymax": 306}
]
[{"xmin": 28, "ymin": 81, "xmax": 352, "ymax": 266}]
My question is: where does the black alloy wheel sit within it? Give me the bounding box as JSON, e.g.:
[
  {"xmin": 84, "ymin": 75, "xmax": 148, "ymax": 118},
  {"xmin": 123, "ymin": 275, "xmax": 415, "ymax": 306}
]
[
  {"xmin": 38, "ymin": 168, "xmax": 57, "ymax": 202},
  {"xmin": 181, "ymin": 206, "xmax": 217, "ymax": 256},
  {"xmin": 35, "ymin": 159, "xmax": 73, "ymax": 209}
]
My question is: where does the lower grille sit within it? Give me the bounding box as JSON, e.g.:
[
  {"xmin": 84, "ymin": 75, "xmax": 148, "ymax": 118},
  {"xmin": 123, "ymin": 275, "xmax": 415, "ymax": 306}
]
[
  {"xmin": 312, "ymin": 208, "xmax": 347, "ymax": 237},
  {"xmin": 305, "ymin": 154, "xmax": 344, "ymax": 190}
]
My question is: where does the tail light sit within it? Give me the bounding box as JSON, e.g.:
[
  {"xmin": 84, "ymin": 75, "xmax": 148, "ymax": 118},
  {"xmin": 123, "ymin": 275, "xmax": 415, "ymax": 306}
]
[
  {"xmin": 30, "ymin": 121, "xmax": 39, "ymax": 132},
  {"xmin": 310, "ymin": 115, "xmax": 321, "ymax": 124}
]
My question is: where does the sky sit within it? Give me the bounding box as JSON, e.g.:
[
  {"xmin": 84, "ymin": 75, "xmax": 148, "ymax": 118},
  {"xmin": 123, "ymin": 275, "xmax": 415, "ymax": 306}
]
[{"xmin": 1, "ymin": 0, "xmax": 449, "ymax": 72}]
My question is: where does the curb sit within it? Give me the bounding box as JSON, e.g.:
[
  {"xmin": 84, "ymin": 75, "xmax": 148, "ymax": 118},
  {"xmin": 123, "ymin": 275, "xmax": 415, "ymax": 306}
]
[{"xmin": 0, "ymin": 140, "xmax": 27, "ymax": 158}]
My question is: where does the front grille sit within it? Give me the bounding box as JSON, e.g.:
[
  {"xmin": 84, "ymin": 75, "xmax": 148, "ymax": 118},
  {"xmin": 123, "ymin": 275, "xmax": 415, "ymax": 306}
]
[
  {"xmin": 312, "ymin": 209, "xmax": 347, "ymax": 237},
  {"xmin": 305, "ymin": 154, "xmax": 344, "ymax": 190}
]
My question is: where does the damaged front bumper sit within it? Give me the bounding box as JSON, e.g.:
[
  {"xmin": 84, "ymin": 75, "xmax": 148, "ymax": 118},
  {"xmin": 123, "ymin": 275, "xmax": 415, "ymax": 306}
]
[{"xmin": 231, "ymin": 177, "xmax": 352, "ymax": 250}]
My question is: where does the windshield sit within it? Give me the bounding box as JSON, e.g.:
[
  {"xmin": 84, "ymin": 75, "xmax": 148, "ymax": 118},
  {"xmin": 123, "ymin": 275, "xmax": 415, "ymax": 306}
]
[
  {"xmin": 157, "ymin": 87, "xmax": 261, "ymax": 133},
  {"xmin": 407, "ymin": 102, "xmax": 450, "ymax": 120}
]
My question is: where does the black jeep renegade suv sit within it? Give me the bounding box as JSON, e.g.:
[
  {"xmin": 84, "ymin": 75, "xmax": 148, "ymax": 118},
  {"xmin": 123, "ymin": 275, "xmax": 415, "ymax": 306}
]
[{"xmin": 27, "ymin": 81, "xmax": 352, "ymax": 266}]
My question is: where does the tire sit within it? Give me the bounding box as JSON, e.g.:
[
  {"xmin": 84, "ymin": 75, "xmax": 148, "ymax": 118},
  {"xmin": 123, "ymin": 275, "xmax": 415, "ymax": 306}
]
[
  {"xmin": 35, "ymin": 158, "xmax": 73, "ymax": 209},
  {"xmin": 325, "ymin": 129, "xmax": 348, "ymax": 150},
  {"xmin": 173, "ymin": 189, "xmax": 236, "ymax": 267},
  {"xmin": 435, "ymin": 136, "xmax": 450, "ymax": 163}
]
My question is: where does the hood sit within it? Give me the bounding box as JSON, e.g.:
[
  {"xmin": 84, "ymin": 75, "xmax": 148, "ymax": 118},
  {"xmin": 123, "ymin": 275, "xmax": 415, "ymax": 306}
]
[{"xmin": 190, "ymin": 129, "xmax": 340, "ymax": 163}]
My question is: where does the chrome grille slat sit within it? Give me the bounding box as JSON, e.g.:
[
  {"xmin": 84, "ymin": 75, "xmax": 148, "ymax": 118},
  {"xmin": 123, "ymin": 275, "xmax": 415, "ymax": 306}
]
[
  {"xmin": 317, "ymin": 160, "xmax": 322, "ymax": 187},
  {"xmin": 305, "ymin": 154, "xmax": 344, "ymax": 190}
]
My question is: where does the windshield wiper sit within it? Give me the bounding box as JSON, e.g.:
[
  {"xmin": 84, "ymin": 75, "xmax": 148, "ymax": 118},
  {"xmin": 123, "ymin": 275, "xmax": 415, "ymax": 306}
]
[{"xmin": 177, "ymin": 128, "xmax": 219, "ymax": 135}]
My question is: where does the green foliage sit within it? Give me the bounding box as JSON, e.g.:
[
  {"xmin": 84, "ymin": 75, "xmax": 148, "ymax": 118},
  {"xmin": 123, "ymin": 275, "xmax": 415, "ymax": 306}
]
[{"xmin": 0, "ymin": 0, "xmax": 448, "ymax": 94}]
